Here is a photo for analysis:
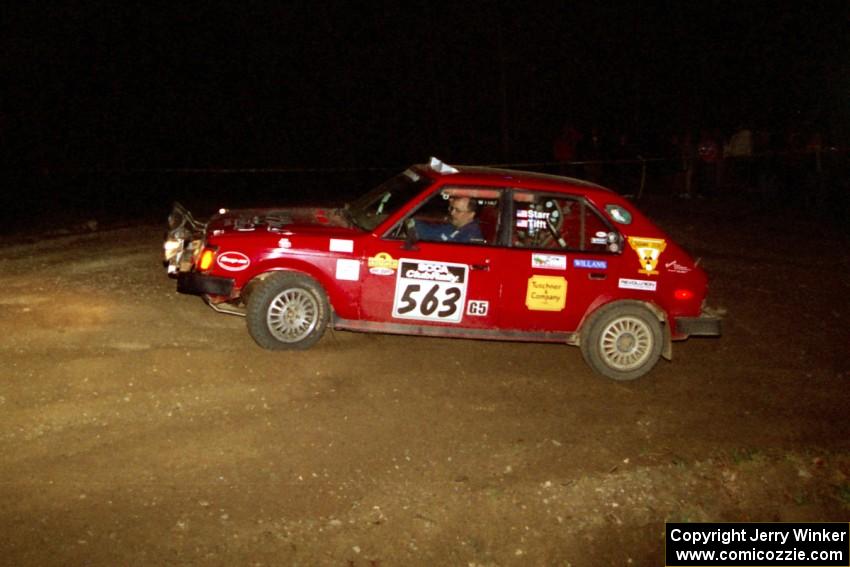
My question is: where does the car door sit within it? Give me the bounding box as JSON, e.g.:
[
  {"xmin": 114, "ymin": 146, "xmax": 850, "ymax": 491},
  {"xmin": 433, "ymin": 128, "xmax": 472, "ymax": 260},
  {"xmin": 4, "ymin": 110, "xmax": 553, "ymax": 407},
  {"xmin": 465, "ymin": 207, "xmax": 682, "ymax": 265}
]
[
  {"xmin": 359, "ymin": 187, "xmax": 504, "ymax": 331},
  {"xmin": 497, "ymin": 190, "xmax": 621, "ymax": 333}
]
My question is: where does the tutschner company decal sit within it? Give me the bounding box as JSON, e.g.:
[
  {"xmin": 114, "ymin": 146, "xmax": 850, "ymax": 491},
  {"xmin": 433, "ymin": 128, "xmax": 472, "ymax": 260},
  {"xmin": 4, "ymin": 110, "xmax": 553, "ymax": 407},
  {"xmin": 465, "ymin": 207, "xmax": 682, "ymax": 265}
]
[
  {"xmin": 531, "ymin": 253, "xmax": 567, "ymax": 270},
  {"xmin": 573, "ymin": 258, "xmax": 608, "ymax": 270},
  {"xmin": 618, "ymin": 278, "xmax": 657, "ymax": 291},
  {"xmin": 367, "ymin": 252, "xmax": 398, "ymax": 276},
  {"xmin": 526, "ymin": 276, "xmax": 567, "ymax": 311},
  {"xmin": 216, "ymin": 251, "xmax": 250, "ymax": 271},
  {"xmin": 665, "ymin": 260, "xmax": 692, "ymax": 274}
]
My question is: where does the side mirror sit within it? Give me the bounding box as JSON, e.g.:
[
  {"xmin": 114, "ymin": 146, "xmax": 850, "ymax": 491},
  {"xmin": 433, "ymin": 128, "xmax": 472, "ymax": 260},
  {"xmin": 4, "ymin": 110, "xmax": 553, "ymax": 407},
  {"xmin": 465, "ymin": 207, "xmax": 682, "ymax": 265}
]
[{"xmin": 403, "ymin": 218, "xmax": 419, "ymax": 251}]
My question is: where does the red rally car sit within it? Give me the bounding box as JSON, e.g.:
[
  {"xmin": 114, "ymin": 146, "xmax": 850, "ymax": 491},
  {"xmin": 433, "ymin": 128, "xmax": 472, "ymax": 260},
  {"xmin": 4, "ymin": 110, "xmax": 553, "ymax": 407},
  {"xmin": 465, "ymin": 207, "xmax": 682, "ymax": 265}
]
[{"xmin": 164, "ymin": 158, "xmax": 721, "ymax": 380}]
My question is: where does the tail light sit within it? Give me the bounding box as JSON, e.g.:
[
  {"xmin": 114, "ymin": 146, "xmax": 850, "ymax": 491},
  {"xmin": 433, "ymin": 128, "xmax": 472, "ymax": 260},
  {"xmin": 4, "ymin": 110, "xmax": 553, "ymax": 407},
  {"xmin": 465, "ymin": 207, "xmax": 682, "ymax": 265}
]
[{"xmin": 674, "ymin": 288, "xmax": 695, "ymax": 301}]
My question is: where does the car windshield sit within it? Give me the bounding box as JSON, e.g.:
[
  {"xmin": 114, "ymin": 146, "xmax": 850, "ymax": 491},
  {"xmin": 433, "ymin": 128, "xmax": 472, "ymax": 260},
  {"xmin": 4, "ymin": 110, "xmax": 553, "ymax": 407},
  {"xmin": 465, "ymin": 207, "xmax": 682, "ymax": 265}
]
[{"xmin": 345, "ymin": 169, "xmax": 432, "ymax": 231}]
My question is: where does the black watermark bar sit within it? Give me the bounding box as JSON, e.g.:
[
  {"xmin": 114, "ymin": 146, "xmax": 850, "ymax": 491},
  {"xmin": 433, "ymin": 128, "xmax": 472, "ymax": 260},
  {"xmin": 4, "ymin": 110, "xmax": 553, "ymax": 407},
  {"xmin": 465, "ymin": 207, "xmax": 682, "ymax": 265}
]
[{"xmin": 666, "ymin": 523, "xmax": 849, "ymax": 566}]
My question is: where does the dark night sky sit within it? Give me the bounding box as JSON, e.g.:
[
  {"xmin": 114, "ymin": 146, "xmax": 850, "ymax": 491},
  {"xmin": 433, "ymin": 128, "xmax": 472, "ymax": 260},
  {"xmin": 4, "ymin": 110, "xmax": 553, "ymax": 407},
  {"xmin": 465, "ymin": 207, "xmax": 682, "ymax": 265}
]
[{"xmin": 3, "ymin": 1, "xmax": 849, "ymax": 173}]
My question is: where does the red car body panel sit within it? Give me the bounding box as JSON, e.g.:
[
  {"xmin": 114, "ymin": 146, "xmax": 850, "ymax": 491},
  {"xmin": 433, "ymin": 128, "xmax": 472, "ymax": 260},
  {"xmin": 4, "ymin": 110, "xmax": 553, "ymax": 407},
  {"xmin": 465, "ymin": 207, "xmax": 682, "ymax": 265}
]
[{"xmin": 167, "ymin": 161, "xmax": 718, "ymax": 356}]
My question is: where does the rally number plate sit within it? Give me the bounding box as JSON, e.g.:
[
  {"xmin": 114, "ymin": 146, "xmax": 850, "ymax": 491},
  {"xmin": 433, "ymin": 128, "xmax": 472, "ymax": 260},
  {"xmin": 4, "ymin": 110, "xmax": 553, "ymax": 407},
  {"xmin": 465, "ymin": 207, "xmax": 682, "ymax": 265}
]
[{"xmin": 392, "ymin": 259, "xmax": 469, "ymax": 324}]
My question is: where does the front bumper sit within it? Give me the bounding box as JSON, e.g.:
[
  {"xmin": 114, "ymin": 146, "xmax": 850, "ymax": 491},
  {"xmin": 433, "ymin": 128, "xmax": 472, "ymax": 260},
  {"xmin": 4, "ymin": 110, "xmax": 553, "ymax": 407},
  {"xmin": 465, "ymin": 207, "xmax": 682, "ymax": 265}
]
[
  {"xmin": 674, "ymin": 314, "xmax": 722, "ymax": 337},
  {"xmin": 177, "ymin": 272, "xmax": 235, "ymax": 297}
]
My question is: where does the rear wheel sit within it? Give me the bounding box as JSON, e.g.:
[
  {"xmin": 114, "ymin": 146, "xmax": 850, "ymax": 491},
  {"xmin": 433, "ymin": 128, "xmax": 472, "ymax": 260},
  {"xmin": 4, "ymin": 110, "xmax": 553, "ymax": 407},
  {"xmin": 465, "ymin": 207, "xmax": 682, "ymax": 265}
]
[
  {"xmin": 246, "ymin": 272, "xmax": 329, "ymax": 350},
  {"xmin": 580, "ymin": 302, "xmax": 663, "ymax": 380}
]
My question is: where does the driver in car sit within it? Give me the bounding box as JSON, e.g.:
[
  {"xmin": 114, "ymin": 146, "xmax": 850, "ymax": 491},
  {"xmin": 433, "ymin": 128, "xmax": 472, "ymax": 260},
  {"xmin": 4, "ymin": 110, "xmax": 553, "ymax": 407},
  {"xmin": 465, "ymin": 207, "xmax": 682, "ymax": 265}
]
[{"xmin": 412, "ymin": 196, "xmax": 484, "ymax": 244}]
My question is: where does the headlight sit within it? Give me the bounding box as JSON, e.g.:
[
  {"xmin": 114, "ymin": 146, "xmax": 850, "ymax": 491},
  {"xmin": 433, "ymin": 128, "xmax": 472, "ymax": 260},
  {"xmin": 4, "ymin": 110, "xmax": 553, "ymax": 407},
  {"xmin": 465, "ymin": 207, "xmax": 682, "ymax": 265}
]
[{"xmin": 163, "ymin": 239, "xmax": 183, "ymax": 260}]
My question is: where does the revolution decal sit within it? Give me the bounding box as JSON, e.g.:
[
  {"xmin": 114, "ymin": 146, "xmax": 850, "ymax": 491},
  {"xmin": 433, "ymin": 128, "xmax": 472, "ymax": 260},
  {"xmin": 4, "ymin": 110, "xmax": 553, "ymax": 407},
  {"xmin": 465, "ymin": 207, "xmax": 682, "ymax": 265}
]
[
  {"xmin": 367, "ymin": 252, "xmax": 399, "ymax": 276},
  {"xmin": 216, "ymin": 251, "xmax": 250, "ymax": 271},
  {"xmin": 627, "ymin": 236, "xmax": 667, "ymax": 275},
  {"xmin": 573, "ymin": 258, "xmax": 608, "ymax": 270},
  {"xmin": 392, "ymin": 259, "xmax": 469, "ymax": 323},
  {"xmin": 531, "ymin": 253, "xmax": 567, "ymax": 270},
  {"xmin": 618, "ymin": 278, "xmax": 657, "ymax": 291},
  {"xmin": 525, "ymin": 275, "xmax": 567, "ymax": 311}
]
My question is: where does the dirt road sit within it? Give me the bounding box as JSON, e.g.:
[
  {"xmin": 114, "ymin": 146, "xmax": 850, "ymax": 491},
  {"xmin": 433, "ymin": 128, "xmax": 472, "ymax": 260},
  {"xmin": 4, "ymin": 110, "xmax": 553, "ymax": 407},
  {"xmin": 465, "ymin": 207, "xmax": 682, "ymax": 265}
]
[{"xmin": 1, "ymin": 198, "xmax": 848, "ymax": 566}]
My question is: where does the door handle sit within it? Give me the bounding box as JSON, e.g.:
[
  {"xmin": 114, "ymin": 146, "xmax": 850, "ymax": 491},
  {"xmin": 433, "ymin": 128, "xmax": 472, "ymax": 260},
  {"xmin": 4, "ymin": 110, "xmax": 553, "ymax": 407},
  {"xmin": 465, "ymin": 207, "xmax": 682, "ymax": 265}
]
[
  {"xmin": 471, "ymin": 263, "xmax": 490, "ymax": 271},
  {"xmin": 588, "ymin": 272, "xmax": 607, "ymax": 280}
]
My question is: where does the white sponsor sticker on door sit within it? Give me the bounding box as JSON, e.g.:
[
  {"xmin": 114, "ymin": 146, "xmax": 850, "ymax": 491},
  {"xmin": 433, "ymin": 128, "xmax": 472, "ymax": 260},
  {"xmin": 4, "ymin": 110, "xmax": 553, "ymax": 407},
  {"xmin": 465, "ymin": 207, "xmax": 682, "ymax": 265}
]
[
  {"xmin": 335, "ymin": 259, "xmax": 360, "ymax": 281},
  {"xmin": 531, "ymin": 253, "xmax": 567, "ymax": 270}
]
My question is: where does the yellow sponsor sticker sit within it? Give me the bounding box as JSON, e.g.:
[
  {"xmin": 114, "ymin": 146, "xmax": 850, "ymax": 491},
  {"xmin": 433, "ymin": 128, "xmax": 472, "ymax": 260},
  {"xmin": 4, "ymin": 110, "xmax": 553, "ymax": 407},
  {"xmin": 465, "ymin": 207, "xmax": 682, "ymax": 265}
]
[
  {"xmin": 627, "ymin": 236, "xmax": 667, "ymax": 275},
  {"xmin": 367, "ymin": 252, "xmax": 399, "ymax": 275},
  {"xmin": 525, "ymin": 275, "xmax": 567, "ymax": 311}
]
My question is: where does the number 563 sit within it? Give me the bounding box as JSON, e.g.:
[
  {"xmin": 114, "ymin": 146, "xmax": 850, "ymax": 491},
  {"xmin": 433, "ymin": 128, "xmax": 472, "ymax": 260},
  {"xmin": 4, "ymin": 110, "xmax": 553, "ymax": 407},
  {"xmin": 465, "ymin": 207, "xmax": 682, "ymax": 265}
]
[{"xmin": 395, "ymin": 283, "xmax": 461, "ymax": 320}]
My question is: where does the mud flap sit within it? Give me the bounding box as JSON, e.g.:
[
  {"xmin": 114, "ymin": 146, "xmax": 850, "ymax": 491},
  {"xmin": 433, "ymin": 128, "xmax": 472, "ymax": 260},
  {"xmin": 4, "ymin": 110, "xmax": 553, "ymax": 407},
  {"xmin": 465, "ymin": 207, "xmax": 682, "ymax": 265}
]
[
  {"xmin": 640, "ymin": 301, "xmax": 672, "ymax": 361},
  {"xmin": 662, "ymin": 322, "xmax": 673, "ymax": 361}
]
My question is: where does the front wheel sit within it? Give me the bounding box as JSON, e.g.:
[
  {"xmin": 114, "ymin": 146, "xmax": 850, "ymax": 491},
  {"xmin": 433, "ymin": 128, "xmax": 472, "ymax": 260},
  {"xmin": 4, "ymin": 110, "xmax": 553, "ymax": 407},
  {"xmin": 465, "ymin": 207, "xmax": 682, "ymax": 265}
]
[
  {"xmin": 580, "ymin": 302, "xmax": 663, "ymax": 380},
  {"xmin": 246, "ymin": 272, "xmax": 330, "ymax": 350}
]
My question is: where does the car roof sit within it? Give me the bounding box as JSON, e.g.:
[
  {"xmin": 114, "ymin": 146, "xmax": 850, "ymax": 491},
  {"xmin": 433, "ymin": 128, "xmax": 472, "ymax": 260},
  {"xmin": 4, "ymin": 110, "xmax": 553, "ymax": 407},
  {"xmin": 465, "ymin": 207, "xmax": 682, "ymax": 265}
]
[{"xmin": 413, "ymin": 161, "xmax": 617, "ymax": 197}]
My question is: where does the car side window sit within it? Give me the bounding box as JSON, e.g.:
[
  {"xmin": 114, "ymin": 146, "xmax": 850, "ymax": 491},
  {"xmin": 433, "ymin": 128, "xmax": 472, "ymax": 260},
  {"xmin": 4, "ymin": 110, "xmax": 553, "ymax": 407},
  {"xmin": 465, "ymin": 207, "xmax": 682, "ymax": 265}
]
[
  {"xmin": 390, "ymin": 187, "xmax": 503, "ymax": 246},
  {"xmin": 511, "ymin": 192, "xmax": 613, "ymax": 252}
]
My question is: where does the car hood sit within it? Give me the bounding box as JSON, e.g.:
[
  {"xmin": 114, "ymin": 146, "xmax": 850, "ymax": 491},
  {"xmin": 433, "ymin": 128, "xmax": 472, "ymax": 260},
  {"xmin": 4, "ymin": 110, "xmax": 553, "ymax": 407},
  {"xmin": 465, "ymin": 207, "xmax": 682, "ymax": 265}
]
[{"xmin": 206, "ymin": 206, "xmax": 352, "ymax": 233}]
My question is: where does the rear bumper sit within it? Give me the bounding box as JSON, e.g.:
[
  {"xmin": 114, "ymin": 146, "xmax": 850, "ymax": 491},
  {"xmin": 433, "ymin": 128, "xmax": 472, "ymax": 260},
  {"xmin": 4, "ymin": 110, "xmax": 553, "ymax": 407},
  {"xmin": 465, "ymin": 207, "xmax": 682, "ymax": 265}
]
[
  {"xmin": 674, "ymin": 315, "xmax": 722, "ymax": 338},
  {"xmin": 177, "ymin": 272, "xmax": 235, "ymax": 297}
]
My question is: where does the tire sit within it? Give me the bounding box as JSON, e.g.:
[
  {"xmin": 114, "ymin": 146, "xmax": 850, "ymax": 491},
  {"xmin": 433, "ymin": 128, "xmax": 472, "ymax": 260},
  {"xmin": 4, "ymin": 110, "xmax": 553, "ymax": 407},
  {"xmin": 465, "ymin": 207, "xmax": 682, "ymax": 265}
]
[
  {"xmin": 580, "ymin": 301, "xmax": 663, "ymax": 381},
  {"xmin": 246, "ymin": 272, "xmax": 330, "ymax": 350}
]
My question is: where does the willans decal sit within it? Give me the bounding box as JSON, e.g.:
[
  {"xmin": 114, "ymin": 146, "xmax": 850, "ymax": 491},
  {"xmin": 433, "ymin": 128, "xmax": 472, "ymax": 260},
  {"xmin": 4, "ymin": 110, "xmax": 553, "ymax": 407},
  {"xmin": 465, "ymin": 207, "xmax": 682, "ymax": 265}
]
[{"xmin": 573, "ymin": 258, "xmax": 608, "ymax": 270}]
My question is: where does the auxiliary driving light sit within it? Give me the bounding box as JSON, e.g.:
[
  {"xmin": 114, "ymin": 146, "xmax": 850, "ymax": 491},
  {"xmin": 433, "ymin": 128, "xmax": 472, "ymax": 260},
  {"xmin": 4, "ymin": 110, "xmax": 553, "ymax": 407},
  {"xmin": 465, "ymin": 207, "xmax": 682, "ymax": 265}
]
[{"xmin": 198, "ymin": 249, "xmax": 216, "ymax": 271}]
